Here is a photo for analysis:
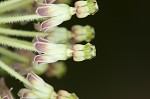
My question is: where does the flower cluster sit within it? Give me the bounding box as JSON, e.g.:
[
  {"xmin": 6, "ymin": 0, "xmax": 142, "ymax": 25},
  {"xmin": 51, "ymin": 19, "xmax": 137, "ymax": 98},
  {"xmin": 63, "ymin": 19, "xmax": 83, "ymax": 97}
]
[{"xmin": 0, "ymin": 0, "xmax": 98, "ymax": 98}]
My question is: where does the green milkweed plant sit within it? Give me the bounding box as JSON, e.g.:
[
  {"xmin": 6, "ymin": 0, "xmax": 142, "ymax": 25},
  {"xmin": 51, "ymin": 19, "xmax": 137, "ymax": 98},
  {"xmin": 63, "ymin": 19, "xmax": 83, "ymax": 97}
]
[{"xmin": 0, "ymin": 0, "xmax": 98, "ymax": 98}]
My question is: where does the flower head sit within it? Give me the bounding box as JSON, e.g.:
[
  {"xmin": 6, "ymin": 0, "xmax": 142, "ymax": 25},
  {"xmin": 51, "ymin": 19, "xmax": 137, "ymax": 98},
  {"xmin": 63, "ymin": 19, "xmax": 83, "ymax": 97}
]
[
  {"xmin": 75, "ymin": 0, "xmax": 99, "ymax": 18},
  {"xmin": 36, "ymin": 3, "xmax": 75, "ymax": 32}
]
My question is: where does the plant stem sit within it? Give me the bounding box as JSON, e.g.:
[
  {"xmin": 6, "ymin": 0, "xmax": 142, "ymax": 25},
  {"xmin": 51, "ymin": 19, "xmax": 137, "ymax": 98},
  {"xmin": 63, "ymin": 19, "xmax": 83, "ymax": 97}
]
[
  {"xmin": 0, "ymin": 0, "xmax": 23, "ymax": 8},
  {"xmin": 0, "ymin": 36, "xmax": 35, "ymax": 51},
  {"xmin": 0, "ymin": 14, "xmax": 43, "ymax": 24},
  {"xmin": 0, "ymin": 60, "xmax": 31, "ymax": 87},
  {"xmin": 0, "ymin": 0, "xmax": 34, "ymax": 13},
  {"xmin": 0, "ymin": 27, "xmax": 46, "ymax": 37},
  {"xmin": 0, "ymin": 47, "xmax": 30, "ymax": 64}
]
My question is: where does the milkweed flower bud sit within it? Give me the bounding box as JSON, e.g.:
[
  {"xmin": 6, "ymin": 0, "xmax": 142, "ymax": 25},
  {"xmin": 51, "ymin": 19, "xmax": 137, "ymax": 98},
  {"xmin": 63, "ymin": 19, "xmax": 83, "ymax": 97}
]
[
  {"xmin": 36, "ymin": 2, "xmax": 76, "ymax": 32},
  {"xmin": 34, "ymin": 36, "xmax": 73, "ymax": 64},
  {"xmin": 73, "ymin": 43, "xmax": 96, "ymax": 61},
  {"xmin": 75, "ymin": 0, "xmax": 99, "ymax": 18},
  {"xmin": 57, "ymin": 90, "xmax": 79, "ymax": 99},
  {"xmin": 18, "ymin": 72, "xmax": 57, "ymax": 99},
  {"xmin": 71, "ymin": 25, "xmax": 95, "ymax": 42}
]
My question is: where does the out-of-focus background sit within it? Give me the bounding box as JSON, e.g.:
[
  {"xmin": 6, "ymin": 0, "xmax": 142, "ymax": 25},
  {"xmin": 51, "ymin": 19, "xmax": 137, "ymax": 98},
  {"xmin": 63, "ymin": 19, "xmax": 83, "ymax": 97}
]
[{"xmin": 1, "ymin": 0, "xmax": 150, "ymax": 99}]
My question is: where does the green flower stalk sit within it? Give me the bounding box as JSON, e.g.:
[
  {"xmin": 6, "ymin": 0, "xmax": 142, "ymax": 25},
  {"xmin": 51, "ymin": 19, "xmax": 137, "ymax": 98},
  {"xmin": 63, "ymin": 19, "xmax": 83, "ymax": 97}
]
[
  {"xmin": 0, "ymin": 0, "xmax": 35, "ymax": 14},
  {"xmin": 0, "ymin": 47, "xmax": 29, "ymax": 64},
  {"xmin": 0, "ymin": 14, "xmax": 43, "ymax": 24},
  {"xmin": 0, "ymin": 49, "xmax": 49, "ymax": 76},
  {"xmin": 0, "ymin": 60, "xmax": 31, "ymax": 87},
  {"xmin": 0, "ymin": 0, "xmax": 24, "ymax": 8},
  {"xmin": 0, "ymin": 36, "xmax": 35, "ymax": 51},
  {"xmin": 0, "ymin": 27, "xmax": 45, "ymax": 37}
]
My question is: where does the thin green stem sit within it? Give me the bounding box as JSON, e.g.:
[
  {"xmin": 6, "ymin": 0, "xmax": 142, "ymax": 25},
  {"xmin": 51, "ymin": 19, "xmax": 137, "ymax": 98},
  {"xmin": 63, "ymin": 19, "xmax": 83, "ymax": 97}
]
[
  {"xmin": 0, "ymin": 60, "xmax": 31, "ymax": 87},
  {"xmin": 0, "ymin": 14, "xmax": 43, "ymax": 24},
  {"xmin": 0, "ymin": 36, "xmax": 35, "ymax": 51},
  {"xmin": 0, "ymin": 0, "xmax": 24, "ymax": 8},
  {"xmin": 0, "ymin": 0, "xmax": 34, "ymax": 13},
  {"xmin": 0, "ymin": 27, "xmax": 46, "ymax": 37},
  {"xmin": 0, "ymin": 47, "xmax": 30, "ymax": 64}
]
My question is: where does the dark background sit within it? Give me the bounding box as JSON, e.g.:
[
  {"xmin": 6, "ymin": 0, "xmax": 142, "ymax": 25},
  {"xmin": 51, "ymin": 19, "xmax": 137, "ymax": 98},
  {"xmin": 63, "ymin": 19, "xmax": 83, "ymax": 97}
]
[{"xmin": 1, "ymin": 0, "xmax": 150, "ymax": 99}]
